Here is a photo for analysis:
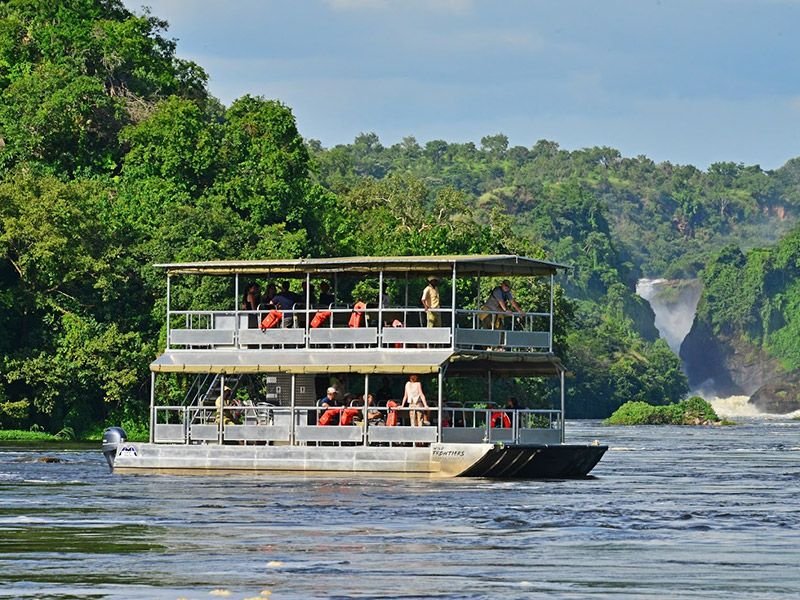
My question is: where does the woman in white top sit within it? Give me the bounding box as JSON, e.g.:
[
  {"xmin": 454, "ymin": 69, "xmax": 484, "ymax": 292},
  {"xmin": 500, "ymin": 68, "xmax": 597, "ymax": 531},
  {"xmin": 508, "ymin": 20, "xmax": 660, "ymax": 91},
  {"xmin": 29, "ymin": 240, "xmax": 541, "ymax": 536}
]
[{"xmin": 401, "ymin": 374, "xmax": 429, "ymax": 426}]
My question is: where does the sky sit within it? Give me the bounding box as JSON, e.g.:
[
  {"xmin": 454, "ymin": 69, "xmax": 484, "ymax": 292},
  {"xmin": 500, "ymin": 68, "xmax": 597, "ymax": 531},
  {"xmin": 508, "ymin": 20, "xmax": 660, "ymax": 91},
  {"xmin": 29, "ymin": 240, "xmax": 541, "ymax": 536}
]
[{"xmin": 122, "ymin": 0, "xmax": 800, "ymax": 170}]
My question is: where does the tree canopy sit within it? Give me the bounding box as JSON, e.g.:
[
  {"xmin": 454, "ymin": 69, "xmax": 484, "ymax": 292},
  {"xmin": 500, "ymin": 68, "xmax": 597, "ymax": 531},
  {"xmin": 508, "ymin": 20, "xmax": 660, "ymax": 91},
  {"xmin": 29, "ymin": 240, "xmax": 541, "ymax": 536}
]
[{"xmin": 7, "ymin": 1, "xmax": 800, "ymax": 429}]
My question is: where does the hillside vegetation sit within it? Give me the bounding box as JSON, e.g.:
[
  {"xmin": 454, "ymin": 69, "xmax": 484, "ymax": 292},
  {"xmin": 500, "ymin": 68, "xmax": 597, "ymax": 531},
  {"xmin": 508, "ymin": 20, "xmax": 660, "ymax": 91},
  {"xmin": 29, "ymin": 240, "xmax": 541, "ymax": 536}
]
[{"xmin": 0, "ymin": 1, "xmax": 797, "ymax": 432}]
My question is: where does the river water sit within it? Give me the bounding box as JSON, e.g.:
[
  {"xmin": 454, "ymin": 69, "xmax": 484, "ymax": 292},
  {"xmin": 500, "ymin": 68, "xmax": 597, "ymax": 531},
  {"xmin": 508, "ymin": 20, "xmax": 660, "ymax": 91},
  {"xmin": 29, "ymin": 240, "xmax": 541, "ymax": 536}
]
[{"xmin": 1, "ymin": 419, "xmax": 799, "ymax": 600}]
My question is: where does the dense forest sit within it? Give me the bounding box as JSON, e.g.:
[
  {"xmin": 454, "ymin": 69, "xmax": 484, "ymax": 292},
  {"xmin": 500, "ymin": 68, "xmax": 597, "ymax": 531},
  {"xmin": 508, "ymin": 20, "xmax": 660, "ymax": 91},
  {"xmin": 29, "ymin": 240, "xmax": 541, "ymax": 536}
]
[{"xmin": 0, "ymin": 1, "xmax": 797, "ymax": 434}]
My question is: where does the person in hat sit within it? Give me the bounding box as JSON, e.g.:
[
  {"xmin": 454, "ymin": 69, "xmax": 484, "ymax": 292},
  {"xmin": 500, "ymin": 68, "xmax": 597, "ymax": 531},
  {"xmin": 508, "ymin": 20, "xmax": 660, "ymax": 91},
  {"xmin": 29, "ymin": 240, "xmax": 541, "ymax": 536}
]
[
  {"xmin": 421, "ymin": 275, "xmax": 441, "ymax": 327},
  {"xmin": 214, "ymin": 386, "xmax": 237, "ymax": 425},
  {"xmin": 482, "ymin": 279, "xmax": 523, "ymax": 329}
]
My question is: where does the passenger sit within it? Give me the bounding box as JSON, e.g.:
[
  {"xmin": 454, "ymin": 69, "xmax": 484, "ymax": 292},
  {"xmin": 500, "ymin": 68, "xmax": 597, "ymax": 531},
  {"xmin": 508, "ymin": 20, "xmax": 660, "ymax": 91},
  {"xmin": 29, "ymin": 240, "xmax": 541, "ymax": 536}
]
[
  {"xmin": 282, "ymin": 281, "xmax": 300, "ymax": 304},
  {"xmin": 318, "ymin": 281, "xmax": 335, "ymax": 307},
  {"xmin": 241, "ymin": 282, "xmax": 261, "ymax": 330},
  {"xmin": 272, "ymin": 282, "xmax": 296, "ymax": 327},
  {"xmin": 318, "ymin": 386, "xmax": 338, "ymax": 410},
  {"xmin": 401, "ymin": 374, "xmax": 429, "ymax": 427},
  {"xmin": 214, "ymin": 386, "xmax": 237, "ymax": 425},
  {"xmin": 241, "ymin": 281, "xmax": 261, "ymax": 311},
  {"xmin": 481, "ymin": 279, "xmax": 523, "ymax": 329},
  {"xmin": 379, "ymin": 281, "xmax": 390, "ymax": 309},
  {"xmin": 421, "ymin": 276, "xmax": 440, "ymax": 328},
  {"xmin": 352, "ymin": 393, "xmax": 384, "ymax": 425},
  {"xmin": 317, "ymin": 386, "xmax": 340, "ymax": 425},
  {"xmin": 505, "ymin": 397, "xmax": 520, "ymax": 410},
  {"xmin": 261, "ymin": 283, "xmax": 277, "ymax": 308}
]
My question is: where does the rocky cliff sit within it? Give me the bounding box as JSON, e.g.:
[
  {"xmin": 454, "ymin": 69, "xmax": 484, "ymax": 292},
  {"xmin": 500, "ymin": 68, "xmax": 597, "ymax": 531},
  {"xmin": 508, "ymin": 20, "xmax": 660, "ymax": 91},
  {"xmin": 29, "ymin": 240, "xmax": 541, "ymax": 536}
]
[{"xmin": 680, "ymin": 314, "xmax": 800, "ymax": 413}]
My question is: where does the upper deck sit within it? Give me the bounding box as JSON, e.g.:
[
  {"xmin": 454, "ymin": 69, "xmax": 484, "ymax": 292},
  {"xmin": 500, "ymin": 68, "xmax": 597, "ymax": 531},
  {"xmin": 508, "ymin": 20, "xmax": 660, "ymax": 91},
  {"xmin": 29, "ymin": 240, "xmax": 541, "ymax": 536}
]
[{"xmin": 153, "ymin": 254, "xmax": 567, "ymax": 376}]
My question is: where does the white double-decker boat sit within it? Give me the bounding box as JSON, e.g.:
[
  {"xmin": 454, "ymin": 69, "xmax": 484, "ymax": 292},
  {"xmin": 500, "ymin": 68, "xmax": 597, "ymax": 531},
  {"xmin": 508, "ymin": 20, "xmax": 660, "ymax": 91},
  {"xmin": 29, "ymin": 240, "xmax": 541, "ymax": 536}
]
[{"xmin": 103, "ymin": 254, "xmax": 607, "ymax": 477}]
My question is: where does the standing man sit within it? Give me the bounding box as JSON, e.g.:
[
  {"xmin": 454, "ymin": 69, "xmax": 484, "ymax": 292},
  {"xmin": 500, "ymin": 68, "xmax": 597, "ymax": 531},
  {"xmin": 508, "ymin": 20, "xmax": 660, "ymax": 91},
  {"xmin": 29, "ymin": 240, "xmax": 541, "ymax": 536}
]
[
  {"xmin": 482, "ymin": 279, "xmax": 523, "ymax": 329},
  {"xmin": 421, "ymin": 276, "xmax": 440, "ymax": 327}
]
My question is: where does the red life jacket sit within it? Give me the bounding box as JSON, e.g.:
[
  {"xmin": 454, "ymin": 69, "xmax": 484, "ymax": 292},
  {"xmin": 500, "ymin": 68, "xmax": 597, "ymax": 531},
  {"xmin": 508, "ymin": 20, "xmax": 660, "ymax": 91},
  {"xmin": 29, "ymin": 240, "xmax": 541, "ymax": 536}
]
[
  {"xmin": 348, "ymin": 301, "xmax": 367, "ymax": 328},
  {"xmin": 318, "ymin": 407, "xmax": 342, "ymax": 426},
  {"xmin": 339, "ymin": 408, "xmax": 361, "ymax": 426},
  {"xmin": 260, "ymin": 310, "xmax": 282, "ymax": 330},
  {"xmin": 310, "ymin": 310, "xmax": 331, "ymax": 328},
  {"xmin": 386, "ymin": 400, "xmax": 399, "ymax": 427}
]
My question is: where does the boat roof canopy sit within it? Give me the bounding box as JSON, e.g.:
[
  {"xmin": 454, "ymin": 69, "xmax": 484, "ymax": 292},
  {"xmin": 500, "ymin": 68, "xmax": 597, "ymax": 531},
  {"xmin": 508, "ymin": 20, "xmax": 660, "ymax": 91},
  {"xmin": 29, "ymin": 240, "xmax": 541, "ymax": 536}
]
[
  {"xmin": 151, "ymin": 349, "xmax": 563, "ymax": 377},
  {"xmin": 155, "ymin": 254, "xmax": 568, "ymax": 278}
]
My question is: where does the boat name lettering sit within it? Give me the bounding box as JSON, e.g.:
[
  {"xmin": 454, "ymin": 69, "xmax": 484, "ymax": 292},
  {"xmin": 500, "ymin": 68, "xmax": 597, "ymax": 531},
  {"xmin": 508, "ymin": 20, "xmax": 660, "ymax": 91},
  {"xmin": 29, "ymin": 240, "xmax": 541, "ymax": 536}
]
[{"xmin": 432, "ymin": 449, "xmax": 465, "ymax": 458}]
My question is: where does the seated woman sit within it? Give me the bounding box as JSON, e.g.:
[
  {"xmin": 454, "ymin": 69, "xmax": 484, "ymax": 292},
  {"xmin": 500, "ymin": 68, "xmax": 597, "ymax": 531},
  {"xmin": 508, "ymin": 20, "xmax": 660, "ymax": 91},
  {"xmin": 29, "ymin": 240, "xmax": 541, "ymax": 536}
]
[{"xmin": 350, "ymin": 393, "xmax": 384, "ymax": 425}]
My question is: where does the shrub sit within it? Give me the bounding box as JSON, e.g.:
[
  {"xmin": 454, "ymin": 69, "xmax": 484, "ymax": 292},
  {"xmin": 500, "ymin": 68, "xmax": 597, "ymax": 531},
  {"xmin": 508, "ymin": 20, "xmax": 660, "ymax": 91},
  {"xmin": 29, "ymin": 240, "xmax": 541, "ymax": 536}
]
[
  {"xmin": 0, "ymin": 399, "xmax": 30, "ymax": 428},
  {"xmin": 604, "ymin": 396, "xmax": 721, "ymax": 425}
]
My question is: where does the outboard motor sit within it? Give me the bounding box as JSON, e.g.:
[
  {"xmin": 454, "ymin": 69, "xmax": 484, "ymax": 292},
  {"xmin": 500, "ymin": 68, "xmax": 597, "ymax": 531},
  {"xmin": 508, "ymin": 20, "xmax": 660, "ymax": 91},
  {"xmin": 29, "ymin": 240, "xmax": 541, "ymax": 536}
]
[{"xmin": 102, "ymin": 426, "xmax": 128, "ymax": 471}]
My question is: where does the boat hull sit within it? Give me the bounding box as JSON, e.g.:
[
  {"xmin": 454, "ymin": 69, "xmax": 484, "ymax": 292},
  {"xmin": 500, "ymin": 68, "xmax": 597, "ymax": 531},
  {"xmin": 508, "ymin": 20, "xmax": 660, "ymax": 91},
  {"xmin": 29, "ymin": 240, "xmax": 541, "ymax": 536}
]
[{"xmin": 110, "ymin": 442, "xmax": 606, "ymax": 479}]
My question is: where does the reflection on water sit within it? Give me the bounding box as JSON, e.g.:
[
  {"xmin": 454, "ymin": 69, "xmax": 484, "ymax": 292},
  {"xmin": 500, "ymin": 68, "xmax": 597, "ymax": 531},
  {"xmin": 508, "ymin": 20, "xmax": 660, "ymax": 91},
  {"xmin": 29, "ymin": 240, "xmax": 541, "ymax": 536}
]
[{"xmin": 1, "ymin": 420, "xmax": 799, "ymax": 599}]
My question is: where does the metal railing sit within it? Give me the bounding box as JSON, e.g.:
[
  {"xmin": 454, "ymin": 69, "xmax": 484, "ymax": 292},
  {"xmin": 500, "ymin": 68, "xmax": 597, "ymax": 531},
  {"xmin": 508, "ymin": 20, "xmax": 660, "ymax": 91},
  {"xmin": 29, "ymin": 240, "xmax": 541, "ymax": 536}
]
[
  {"xmin": 165, "ymin": 305, "xmax": 552, "ymax": 353},
  {"xmin": 151, "ymin": 405, "xmax": 561, "ymax": 446}
]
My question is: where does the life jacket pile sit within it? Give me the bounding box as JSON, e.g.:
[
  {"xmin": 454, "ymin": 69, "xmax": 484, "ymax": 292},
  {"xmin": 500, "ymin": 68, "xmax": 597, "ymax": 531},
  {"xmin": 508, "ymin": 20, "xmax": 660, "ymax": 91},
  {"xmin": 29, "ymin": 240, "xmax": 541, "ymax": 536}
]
[{"xmin": 318, "ymin": 407, "xmax": 341, "ymax": 426}]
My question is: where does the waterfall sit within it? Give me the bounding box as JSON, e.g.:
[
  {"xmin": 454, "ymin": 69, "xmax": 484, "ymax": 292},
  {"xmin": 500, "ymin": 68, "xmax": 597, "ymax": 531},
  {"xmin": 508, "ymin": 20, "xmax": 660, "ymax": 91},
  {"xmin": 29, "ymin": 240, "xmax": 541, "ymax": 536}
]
[
  {"xmin": 635, "ymin": 278, "xmax": 701, "ymax": 354},
  {"xmin": 635, "ymin": 278, "xmax": 778, "ymax": 417}
]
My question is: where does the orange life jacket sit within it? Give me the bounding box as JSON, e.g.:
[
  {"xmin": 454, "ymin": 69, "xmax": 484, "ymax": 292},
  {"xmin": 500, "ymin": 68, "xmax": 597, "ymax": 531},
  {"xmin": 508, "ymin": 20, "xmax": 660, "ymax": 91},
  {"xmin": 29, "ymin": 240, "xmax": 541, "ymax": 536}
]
[
  {"xmin": 318, "ymin": 407, "xmax": 342, "ymax": 426},
  {"xmin": 339, "ymin": 407, "xmax": 361, "ymax": 426},
  {"xmin": 260, "ymin": 310, "xmax": 283, "ymax": 330},
  {"xmin": 490, "ymin": 411, "xmax": 512, "ymax": 428},
  {"xmin": 386, "ymin": 400, "xmax": 399, "ymax": 427},
  {"xmin": 310, "ymin": 310, "xmax": 331, "ymax": 328},
  {"xmin": 348, "ymin": 301, "xmax": 367, "ymax": 328}
]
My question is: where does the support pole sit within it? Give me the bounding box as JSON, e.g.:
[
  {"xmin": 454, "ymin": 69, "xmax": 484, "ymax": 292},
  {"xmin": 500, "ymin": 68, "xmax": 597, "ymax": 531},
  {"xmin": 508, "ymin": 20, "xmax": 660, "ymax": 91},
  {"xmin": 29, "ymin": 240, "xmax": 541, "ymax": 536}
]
[
  {"xmin": 560, "ymin": 367, "xmax": 565, "ymax": 443},
  {"xmin": 549, "ymin": 273, "xmax": 554, "ymax": 353},
  {"xmin": 450, "ymin": 262, "xmax": 457, "ymax": 349},
  {"xmin": 166, "ymin": 274, "xmax": 171, "ymax": 349},
  {"xmin": 363, "ymin": 374, "xmax": 370, "ymax": 446},
  {"xmin": 219, "ymin": 374, "xmax": 225, "ymax": 444},
  {"xmin": 290, "ymin": 374, "xmax": 296, "ymax": 446},
  {"xmin": 305, "ymin": 272, "xmax": 311, "ymax": 349},
  {"xmin": 437, "ymin": 368, "xmax": 444, "ymax": 443},
  {"xmin": 378, "ymin": 271, "xmax": 384, "ymax": 347},
  {"xmin": 475, "ymin": 271, "xmax": 481, "ymax": 329},
  {"xmin": 149, "ymin": 371, "xmax": 155, "ymax": 444},
  {"xmin": 235, "ymin": 274, "xmax": 240, "ymax": 347}
]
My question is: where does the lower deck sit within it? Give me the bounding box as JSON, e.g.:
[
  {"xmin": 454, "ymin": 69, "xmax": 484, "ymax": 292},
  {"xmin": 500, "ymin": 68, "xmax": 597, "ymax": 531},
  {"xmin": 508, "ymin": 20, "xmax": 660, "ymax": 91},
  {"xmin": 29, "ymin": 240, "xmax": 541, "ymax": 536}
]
[
  {"xmin": 152, "ymin": 404, "xmax": 563, "ymax": 446},
  {"xmin": 111, "ymin": 441, "xmax": 607, "ymax": 478}
]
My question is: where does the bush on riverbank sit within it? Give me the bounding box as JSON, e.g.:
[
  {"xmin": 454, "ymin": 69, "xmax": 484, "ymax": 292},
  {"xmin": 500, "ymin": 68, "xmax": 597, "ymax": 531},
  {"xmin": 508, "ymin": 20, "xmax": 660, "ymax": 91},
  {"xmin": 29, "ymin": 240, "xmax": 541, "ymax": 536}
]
[
  {"xmin": 604, "ymin": 396, "xmax": 722, "ymax": 425},
  {"xmin": 1, "ymin": 421, "xmax": 149, "ymax": 443},
  {"xmin": 0, "ymin": 429, "xmax": 62, "ymax": 441},
  {"xmin": 83, "ymin": 420, "xmax": 149, "ymax": 443}
]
